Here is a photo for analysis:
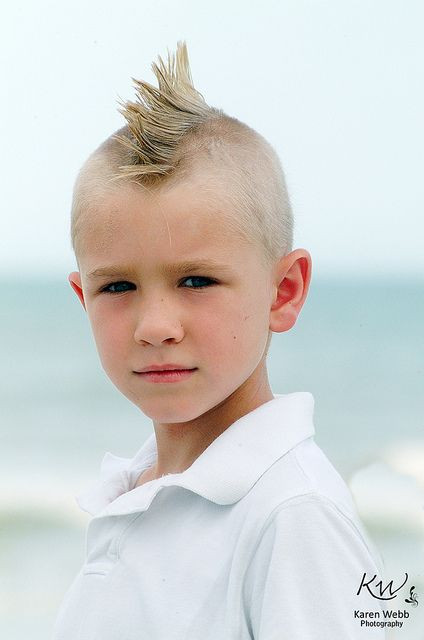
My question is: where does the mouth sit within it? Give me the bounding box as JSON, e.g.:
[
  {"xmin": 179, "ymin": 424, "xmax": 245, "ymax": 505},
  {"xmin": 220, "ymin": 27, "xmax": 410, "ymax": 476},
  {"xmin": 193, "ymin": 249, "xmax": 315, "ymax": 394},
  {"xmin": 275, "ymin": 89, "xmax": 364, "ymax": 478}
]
[{"xmin": 133, "ymin": 366, "xmax": 198, "ymax": 384}]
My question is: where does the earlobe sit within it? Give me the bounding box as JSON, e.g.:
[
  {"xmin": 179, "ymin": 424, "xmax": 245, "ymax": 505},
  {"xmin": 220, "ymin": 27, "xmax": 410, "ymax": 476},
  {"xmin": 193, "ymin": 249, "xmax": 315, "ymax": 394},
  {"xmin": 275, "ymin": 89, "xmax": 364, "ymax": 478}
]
[
  {"xmin": 68, "ymin": 272, "xmax": 86, "ymax": 310},
  {"xmin": 269, "ymin": 249, "xmax": 312, "ymax": 334}
]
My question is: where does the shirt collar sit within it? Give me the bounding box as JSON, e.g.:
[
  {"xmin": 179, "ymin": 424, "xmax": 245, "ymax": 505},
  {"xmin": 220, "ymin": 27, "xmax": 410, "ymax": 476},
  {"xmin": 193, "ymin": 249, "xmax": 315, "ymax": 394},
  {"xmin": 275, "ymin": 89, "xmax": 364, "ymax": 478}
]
[{"xmin": 75, "ymin": 391, "xmax": 315, "ymax": 518}]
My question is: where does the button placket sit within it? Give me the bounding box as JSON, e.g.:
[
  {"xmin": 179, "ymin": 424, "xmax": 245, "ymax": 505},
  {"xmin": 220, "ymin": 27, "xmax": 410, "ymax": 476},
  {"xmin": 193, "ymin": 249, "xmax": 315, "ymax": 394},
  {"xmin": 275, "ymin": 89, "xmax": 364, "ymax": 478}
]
[{"xmin": 83, "ymin": 513, "xmax": 142, "ymax": 575}]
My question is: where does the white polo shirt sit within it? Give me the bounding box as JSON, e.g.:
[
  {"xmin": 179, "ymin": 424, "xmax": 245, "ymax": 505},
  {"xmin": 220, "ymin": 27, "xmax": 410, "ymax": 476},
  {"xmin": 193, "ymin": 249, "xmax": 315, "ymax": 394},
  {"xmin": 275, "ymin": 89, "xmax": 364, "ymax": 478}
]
[{"xmin": 53, "ymin": 392, "xmax": 387, "ymax": 639}]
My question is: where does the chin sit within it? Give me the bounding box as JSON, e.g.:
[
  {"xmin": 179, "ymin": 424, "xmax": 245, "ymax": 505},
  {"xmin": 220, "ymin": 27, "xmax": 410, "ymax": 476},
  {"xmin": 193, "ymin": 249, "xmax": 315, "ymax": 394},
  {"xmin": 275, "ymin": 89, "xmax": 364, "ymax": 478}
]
[{"xmin": 131, "ymin": 394, "xmax": 205, "ymax": 425}]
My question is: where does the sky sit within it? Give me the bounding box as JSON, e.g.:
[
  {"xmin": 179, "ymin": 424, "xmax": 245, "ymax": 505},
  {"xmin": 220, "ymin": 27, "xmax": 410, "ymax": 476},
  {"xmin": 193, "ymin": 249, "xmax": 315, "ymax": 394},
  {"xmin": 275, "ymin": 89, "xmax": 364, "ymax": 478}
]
[{"xmin": 2, "ymin": 0, "xmax": 423, "ymax": 280}]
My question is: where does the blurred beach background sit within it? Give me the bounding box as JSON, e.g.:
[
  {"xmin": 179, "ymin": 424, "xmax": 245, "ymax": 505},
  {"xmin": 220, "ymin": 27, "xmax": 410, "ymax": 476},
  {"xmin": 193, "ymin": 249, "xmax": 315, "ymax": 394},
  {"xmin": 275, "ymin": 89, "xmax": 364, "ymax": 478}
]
[{"xmin": 2, "ymin": 1, "xmax": 424, "ymax": 638}]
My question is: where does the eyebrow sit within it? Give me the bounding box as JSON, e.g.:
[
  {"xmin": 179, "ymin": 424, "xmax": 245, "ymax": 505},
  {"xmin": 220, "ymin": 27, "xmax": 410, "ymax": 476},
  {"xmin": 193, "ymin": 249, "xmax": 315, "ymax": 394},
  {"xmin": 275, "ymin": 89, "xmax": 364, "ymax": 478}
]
[{"xmin": 85, "ymin": 260, "xmax": 233, "ymax": 279}]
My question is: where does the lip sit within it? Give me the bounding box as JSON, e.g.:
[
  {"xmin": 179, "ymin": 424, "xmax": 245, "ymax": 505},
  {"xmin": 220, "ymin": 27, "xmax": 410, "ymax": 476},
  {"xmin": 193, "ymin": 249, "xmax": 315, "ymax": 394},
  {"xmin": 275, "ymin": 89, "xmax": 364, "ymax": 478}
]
[
  {"xmin": 134, "ymin": 367, "xmax": 197, "ymax": 384},
  {"xmin": 135, "ymin": 363, "xmax": 196, "ymax": 373}
]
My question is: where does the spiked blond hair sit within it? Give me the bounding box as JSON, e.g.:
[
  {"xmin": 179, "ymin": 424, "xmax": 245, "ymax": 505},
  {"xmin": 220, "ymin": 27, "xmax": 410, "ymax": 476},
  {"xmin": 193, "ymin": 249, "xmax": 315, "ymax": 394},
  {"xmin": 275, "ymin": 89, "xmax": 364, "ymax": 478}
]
[{"xmin": 70, "ymin": 41, "xmax": 293, "ymax": 266}]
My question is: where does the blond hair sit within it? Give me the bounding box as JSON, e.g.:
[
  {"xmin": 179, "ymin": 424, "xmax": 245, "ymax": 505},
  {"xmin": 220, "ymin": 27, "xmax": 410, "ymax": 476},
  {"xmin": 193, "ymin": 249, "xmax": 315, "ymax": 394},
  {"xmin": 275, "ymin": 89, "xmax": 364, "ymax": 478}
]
[{"xmin": 70, "ymin": 41, "xmax": 293, "ymax": 266}]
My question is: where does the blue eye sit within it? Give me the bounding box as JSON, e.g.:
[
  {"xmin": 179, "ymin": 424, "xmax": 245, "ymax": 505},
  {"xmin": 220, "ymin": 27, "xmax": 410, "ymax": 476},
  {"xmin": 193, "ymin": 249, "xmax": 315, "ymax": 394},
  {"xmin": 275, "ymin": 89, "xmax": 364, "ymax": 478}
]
[
  {"xmin": 182, "ymin": 276, "xmax": 216, "ymax": 288},
  {"xmin": 99, "ymin": 277, "xmax": 216, "ymax": 294},
  {"xmin": 101, "ymin": 281, "xmax": 135, "ymax": 294}
]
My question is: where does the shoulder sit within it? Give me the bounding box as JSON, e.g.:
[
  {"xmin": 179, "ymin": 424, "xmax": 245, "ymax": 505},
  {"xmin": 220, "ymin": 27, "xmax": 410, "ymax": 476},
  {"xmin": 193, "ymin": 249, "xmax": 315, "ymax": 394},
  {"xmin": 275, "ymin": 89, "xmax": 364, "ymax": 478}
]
[
  {"xmin": 250, "ymin": 444, "xmax": 385, "ymax": 574},
  {"xmin": 245, "ymin": 490, "xmax": 385, "ymax": 601},
  {"xmin": 242, "ymin": 493, "xmax": 387, "ymax": 639},
  {"xmin": 255, "ymin": 492, "xmax": 372, "ymax": 560},
  {"xmin": 247, "ymin": 437, "xmax": 359, "ymax": 524}
]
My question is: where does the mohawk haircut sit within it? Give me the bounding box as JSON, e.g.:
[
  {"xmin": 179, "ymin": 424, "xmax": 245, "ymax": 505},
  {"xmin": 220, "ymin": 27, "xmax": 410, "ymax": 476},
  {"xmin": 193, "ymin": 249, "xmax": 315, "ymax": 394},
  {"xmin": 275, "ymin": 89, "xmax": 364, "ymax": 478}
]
[
  {"xmin": 70, "ymin": 40, "xmax": 293, "ymax": 265},
  {"xmin": 110, "ymin": 41, "xmax": 217, "ymax": 179}
]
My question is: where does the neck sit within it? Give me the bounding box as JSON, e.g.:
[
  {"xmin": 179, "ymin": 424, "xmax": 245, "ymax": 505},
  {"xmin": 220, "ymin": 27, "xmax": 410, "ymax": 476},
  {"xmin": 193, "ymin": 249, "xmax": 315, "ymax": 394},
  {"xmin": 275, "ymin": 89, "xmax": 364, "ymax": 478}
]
[{"xmin": 149, "ymin": 365, "xmax": 273, "ymax": 478}]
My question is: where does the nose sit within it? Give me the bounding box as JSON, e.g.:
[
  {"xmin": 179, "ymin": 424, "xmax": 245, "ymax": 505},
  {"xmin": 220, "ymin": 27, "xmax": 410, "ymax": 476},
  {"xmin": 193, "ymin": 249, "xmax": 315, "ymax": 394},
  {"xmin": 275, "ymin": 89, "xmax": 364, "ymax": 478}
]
[{"xmin": 133, "ymin": 297, "xmax": 185, "ymax": 346}]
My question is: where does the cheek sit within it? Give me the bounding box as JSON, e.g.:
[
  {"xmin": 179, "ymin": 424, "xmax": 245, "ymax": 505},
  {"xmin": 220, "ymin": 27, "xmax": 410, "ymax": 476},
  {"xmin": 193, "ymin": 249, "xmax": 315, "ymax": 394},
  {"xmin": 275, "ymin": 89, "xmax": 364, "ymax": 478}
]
[
  {"xmin": 194, "ymin": 295, "xmax": 268, "ymax": 363},
  {"xmin": 88, "ymin": 308, "xmax": 130, "ymax": 362}
]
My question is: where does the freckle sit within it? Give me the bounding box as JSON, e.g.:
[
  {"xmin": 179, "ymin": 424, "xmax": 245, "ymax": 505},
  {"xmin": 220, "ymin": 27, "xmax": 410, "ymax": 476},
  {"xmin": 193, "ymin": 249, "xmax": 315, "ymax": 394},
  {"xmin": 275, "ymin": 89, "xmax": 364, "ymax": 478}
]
[
  {"xmin": 244, "ymin": 315, "xmax": 250, "ymax": 320},
  {"xmin": 233, "ymin": 335, "xmax": 237, "ymax": 340}
]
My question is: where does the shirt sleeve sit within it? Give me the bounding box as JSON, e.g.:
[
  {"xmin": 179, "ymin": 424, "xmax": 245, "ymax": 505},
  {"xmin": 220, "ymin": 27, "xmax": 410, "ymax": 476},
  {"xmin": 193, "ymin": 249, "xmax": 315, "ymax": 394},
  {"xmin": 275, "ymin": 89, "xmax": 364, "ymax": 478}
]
[{"xmin": 242, "ymin": 494, "xmax": 387, "ymax": 639}]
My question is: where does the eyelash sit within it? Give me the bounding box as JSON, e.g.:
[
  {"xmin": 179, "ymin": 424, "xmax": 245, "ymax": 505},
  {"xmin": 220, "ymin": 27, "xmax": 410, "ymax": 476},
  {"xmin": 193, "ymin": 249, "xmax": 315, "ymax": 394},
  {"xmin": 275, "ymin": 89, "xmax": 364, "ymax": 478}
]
[{"xmin": 99, "ymin": 276, "xmax": 217, "ymax": 295}]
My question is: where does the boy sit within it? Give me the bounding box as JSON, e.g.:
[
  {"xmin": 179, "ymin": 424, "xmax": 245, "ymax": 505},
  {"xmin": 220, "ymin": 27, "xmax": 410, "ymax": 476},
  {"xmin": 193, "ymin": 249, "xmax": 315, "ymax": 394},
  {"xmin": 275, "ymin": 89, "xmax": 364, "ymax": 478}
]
[{"xmin": 54, "ymin": 41, "xmax": 387, "ymax": 638}]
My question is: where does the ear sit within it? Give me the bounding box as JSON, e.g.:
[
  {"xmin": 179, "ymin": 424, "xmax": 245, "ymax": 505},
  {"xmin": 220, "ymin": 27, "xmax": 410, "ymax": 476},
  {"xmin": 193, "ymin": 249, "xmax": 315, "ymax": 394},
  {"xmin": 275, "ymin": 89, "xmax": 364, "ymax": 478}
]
[
  {"xmin": 269, "ymin": 249, "xmax": 312, "ymax": 333},
  {"xmin": 68, "ymin": 271, "xmax": 86, "ymax": 311}
]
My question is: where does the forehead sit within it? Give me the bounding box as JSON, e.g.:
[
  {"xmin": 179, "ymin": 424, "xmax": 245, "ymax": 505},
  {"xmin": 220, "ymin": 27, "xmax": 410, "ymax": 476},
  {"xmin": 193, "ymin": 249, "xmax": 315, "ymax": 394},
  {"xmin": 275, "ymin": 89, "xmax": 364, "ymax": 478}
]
[{"xmin": 77, "ymin": 175, "xmax": 255, "ymax": 271}]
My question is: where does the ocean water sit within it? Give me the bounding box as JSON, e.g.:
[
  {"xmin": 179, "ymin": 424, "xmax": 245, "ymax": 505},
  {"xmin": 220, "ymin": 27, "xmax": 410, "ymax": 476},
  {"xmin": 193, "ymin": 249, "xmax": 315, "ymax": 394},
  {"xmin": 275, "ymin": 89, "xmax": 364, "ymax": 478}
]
[{"xmin": 1, "ymin": 277, "xmax": 423, "ymax": 638}]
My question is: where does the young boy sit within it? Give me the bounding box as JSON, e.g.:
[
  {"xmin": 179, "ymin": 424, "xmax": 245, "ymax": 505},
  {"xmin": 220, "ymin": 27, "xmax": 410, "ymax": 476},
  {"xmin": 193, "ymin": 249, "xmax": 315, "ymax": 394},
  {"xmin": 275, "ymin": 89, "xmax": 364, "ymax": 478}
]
[{"xmin": 53, "ymin": 41, "xmax": 387, "ymax": 639}]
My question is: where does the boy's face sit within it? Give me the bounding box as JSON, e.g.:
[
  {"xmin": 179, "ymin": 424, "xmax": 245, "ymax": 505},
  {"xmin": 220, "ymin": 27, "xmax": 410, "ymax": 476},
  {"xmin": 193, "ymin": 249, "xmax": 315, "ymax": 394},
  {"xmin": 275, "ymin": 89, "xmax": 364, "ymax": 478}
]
[{"xmin": 69, "ymin": 175, "xmax": 278, "ymax": 424}]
